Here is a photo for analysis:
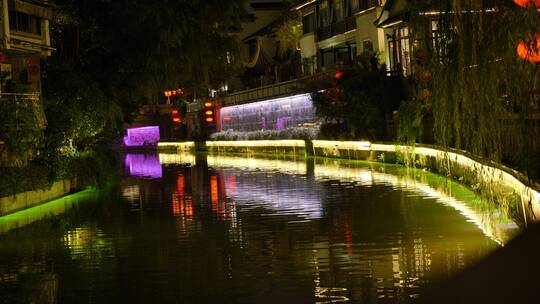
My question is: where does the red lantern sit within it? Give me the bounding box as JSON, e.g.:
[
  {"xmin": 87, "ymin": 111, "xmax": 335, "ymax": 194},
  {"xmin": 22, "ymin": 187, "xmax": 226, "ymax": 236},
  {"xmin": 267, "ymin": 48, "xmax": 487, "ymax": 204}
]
[
  {"xmin": 514, "ymin": 0, "xmax": 540, "ymax": 8},
  {"xmin": 517, "ymin": 35, "xmax": 540, "ymax": 63},
  {"xmin": 419, "ymin": 89, "xmax": 432, "ymax": 103},
  {"xmin": 420, "ymin": 71, "xmax": 431, "ymax": 81},
  {"xmin": 171, "ymin": 108, "xmax": 181, "ymax": 125}
]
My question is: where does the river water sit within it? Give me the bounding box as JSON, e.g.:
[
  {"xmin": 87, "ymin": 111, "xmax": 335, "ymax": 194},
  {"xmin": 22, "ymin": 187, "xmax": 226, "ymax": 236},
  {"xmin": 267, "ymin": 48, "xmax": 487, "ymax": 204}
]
[{"xmin": 0, "ymin": 153, "xmax": 519, "ymax": 303}]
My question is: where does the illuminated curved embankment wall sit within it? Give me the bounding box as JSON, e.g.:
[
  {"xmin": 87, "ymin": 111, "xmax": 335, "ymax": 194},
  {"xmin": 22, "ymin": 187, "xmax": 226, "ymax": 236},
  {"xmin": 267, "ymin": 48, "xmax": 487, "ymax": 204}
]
[
  {"xmin": 219, "ymin": 93, "xmax": 317, "ymax": 132},
  {"xmin": 205, "ymin": 154, "xmax": 519, "ymax": 245}
]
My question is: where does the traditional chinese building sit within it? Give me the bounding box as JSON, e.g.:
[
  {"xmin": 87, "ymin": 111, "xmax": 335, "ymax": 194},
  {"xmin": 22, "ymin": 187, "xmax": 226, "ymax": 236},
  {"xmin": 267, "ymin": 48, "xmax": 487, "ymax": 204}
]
[
  {"xmin": 293, "ymin": 0, "xmax": 386, "ymax": 75},
  {"xmin": 0, "ymin": 0, "xmax": 53, "ymax": 164}
]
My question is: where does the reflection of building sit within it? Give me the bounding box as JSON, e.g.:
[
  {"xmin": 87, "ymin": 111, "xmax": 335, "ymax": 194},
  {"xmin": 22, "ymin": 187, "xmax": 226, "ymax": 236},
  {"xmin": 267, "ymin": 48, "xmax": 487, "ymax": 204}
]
[
  {"xmin": 124, "ymin": 154, "xmax": 163, "ymax": 179},
  {"xmin": 220, "ymin": 169, "xmax": 324, "ymax": 220},
  {"xmin": 113, "ymin": 152, "xmax": 514, "ymax": 302}
]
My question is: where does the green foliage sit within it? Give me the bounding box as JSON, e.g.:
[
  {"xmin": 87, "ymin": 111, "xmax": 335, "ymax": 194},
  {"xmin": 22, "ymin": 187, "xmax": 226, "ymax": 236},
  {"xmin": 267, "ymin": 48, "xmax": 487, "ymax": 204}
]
[
  {"xmin": 274, "ymin": 13, "xmax": 303, "ymax": 58},
  {"xmin": 51, "ymin": 0, "xmax": 246, "ymax": 101},
  {"xmin": 0, "ymin": 149, "xmax": 119, "ymax": 197},
  {"xmin": 313, "ymin": 53, "xmax": 406, "ymax": 140},
  {"xmin": 43, "ymin": 61, "xmax": 121, "ymax": 151},
  {"xmin": 0, "ymin": 101, "xmax": 44, "ymax": 156},
  {"xmin": 398, "ymin": 0, "xmax": 540, "ymax": 180}
]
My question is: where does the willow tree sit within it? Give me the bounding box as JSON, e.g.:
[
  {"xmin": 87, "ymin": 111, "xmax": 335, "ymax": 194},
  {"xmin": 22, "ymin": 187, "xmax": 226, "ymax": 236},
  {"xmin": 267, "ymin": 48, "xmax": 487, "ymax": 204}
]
[
  {"xmin": 403, "ymin": 0, "xmax": 540, "ymax": 179},
  {"xmin": 44, "ymin": 0, "xmax": 247, "ymax": 149}
]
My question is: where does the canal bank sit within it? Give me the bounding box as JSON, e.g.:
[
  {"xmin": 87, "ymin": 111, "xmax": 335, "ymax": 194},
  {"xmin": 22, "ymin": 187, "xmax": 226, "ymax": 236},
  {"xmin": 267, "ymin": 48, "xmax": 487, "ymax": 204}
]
[
  {"xmin": 0, "ymin": 179, "xmax": 76, "ymax": 216},
  {"xmin": 159, "ymin": 140, "xmax": 540, "ymax": 226},
  {"xmin": 0, "ymin": 149, "xmax": 120, "ymax": 217}
]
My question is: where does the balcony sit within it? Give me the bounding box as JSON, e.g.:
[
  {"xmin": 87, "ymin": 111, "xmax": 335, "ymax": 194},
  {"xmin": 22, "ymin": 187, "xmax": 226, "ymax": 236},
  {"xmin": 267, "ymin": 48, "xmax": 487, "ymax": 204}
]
[
  {"xmin": 317, "ymin": 17, "xmax": 357, "ymax": 42},
  {"xmin": 7, "ymin": 0, "xmax": 54, "ymax": 56},
  {"xmin": 224, "ymin": 72, "xmax": 333, "ymax": 106}
]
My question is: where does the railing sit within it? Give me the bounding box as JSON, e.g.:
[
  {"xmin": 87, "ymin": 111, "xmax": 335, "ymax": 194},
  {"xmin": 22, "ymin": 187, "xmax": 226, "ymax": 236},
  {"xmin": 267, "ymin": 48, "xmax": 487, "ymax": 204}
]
[
  {"xmin": 224, "ymin": 72, "xmax": 333, "ymax": 107},
  {"xmin": 0, "ymin": 92, "xmax": 40, "ymax": 101},
  {"xmin": 317, "ymin": 17, "xmax": 357, "ymax": 41},
  {"xmin": 0, "ymin": 92, "xmax": 46, "ymax": 129}
]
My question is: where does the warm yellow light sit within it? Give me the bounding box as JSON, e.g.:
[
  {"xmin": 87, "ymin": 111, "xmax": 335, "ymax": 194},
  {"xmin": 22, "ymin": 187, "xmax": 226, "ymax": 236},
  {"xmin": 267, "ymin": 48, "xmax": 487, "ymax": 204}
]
[
  {"xmin": 158, "ymin": 153, "xmax": 195, "ymax": 165},
  {"xmin": 207, "ymin": 155, "xmax": 307, "ymax": 175},
  {"xmin": 204, "ymin": 102, "xmax": 213, "ymax": 107},
  {"xmin": 173, "ymin": 118, "xmax": 181, "ymax": 122},
  {"xmin": 157, "ymin": 141, "xmax": 195, "ymax": 152},
  {"xmin": 206, "ymin": 117, "xmax": 214, "ymax": 123},
  {"xmin": 206, "ymin": 140, "xmax": 305, "ymax": 148},
  {"xmin": 205, "ymin": 110, "xmax": 213, "ymax": 116}
]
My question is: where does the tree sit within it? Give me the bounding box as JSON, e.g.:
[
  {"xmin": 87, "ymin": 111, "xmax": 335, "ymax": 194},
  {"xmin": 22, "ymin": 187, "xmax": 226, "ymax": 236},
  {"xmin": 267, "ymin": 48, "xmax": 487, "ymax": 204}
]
[
  {"xmin": 42, "ymin": 0, "xmax": 248, "ymax": 150},
  {"xmin": 313, "ymin": 53, "xmax": 406, "ymax": 140},
  {"xmin": 400, "ymin": 0, "xmax": 540, "ymax": 179}
]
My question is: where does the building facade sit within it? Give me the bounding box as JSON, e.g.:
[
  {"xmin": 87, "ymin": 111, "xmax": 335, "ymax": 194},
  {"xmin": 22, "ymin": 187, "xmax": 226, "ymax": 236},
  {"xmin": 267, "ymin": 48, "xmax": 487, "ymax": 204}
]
[
  {"xmin": 294, "ymin": 0, "xmax": 386, "ymax": 75},
  {"xmin": 1, "ymin": 0, "xmax": 52, "ymax": 96},
  {"xmin": 0, "ymin": 0, "xmax": 53, "ymax": 164}
]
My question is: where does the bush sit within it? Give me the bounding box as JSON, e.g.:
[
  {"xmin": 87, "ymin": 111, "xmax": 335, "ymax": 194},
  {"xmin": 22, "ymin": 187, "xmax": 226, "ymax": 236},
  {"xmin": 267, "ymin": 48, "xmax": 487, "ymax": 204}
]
[
  {"xmin": 312, "ymin": 52, "xmax": 406, "ymax": 141},
  {"xmin": 0, "ymin": 149, "xmax": 119, "ymax": 197},
  {"xmin": 209, "ymin": 127, "xmax": 319, "ymax": 141}
]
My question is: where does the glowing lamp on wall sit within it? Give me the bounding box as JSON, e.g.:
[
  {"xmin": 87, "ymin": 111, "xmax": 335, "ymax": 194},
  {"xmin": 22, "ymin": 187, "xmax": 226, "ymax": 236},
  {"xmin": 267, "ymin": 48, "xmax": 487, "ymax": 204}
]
[
  {"xmin": 334, "ymin": 70, "xmax": 345, "ymax": 80},
  {"xmin": 203, "ymin": 101, "xmax": 216, "ymax": 126},
  {"xmin": 514, "ymin": 0, "xmax": 540, "ymax": 8},
  {"xmin": 171, "ymin": 108, "xmax": 181, "ymax": 125},
  {"xmin": 517, "ymin": 35, "xmax": 540, "ymax": 63}
]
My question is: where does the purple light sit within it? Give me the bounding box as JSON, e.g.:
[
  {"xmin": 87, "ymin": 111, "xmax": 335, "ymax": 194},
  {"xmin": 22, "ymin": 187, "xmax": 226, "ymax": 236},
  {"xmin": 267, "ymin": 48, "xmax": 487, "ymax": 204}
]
[
  {"xmin": 124, "ymin": 154, "xmax": 163, "ymax": 178},
  {"xmin": 123, "ymin": 126, "xmax": 161, "ymax": 147},
  {"xmin": 219, "ymin": 93, "xmax": 317, "ymax": 132}
]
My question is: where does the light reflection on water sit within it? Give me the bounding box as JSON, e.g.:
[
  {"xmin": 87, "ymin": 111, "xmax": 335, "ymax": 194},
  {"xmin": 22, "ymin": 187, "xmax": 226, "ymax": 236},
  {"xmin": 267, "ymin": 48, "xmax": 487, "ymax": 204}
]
[
  {"xmin": 0, "ymin": 152, "xmax": 520, "ymax": 303},
  {"xmin": 123, "ymin": 153, "xmax": 162, "ymax": 178}
]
